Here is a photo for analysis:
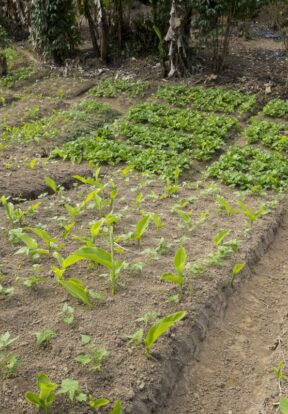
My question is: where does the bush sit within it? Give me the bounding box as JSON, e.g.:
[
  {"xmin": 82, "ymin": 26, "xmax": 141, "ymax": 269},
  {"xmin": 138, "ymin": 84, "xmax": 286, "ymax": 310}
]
[{"xmin": 31, "ymin": 0, "xmax": 80, "ymax": 64}]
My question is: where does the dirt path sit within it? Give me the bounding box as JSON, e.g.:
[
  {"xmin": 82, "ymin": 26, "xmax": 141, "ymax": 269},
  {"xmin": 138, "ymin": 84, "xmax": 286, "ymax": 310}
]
[{"xmin": 162, "ymin": 205, "xmax": 288, "ymax": 414}]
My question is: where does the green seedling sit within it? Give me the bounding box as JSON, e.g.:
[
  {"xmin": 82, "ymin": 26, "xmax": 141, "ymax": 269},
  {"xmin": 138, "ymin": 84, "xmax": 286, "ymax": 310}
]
[
  {"xmin": 59, "ymin": 303, "xmax": 75, "ymax": 325},
  {"xmin": 58, "ymin": 378, "xmax": 86, "ymax": 402},
  {"xmin": 231, "ymin": 263, "xmax": 245, "ymax": 286},
  {"xmin": 0, "ymin": 332, "xmax": 18, "ymax": 350},
  {"xmin": 132, "ymin": 214, "xmax": 151, "ymax": 247},
  {"xmin": 34, "ymin": 330, "xmax": 56, "ymax": 347},
  {"xmin": 1, "ymin": 195, "xmax": 25, "ymax": 226},
  {"xmin": 175, "ymin": 208, "xmax": 193, "ymax": 229},
  {"xmin": 25, "ymin": 373, "xmax": 58, "ymax": 413},
  {"xmin": 280, "ymin": 398, "xmax": 288, "ymax": 414},
  {"xmin": 25, "ymin": 227, "xmax": 60, "ymax": 250},
  {"xmin": 127, "ymin": 329, "xmax": 144, "ymax": 347},
  {"xmin": 27, "ymin": 158, "xmax": 39, "ymax": 170},
  {"xmin": 23, "ymin": 275, "xmax": 45, "ymax": 289},
  {"xmin": 136, "ymin": 310, "xmax": 158, "ymax": 326},
  {"xmin": 213, "ymin": 230, "xmax": 230, "ymax": 247},
  {"xmin": 0, "ymin": 284, "xmax": 14, "ymax": 298},
  {"xmin": 65, "ymin": 226, "xmax": 122, "ymax": 295},
  {"xmin": 134, "ymin": 192, "xmax": 143, "ymax": 211},
  {"xmin": 144, "ymin": 310, "xmax": 187, "ymax": 358},
  {"xmin": 44, "ymin": 176, "xmax": 60, "ymax": 194},
  {"xmin": 110, "ymin": 400, "xmax": 122, "ymax": 414},
  {"xmin": 161, "ymin": 246, "xmax": 187, "ymax": 294},
  {"xmin": 238, "ymin": 200, "xmax": 266, "ymax": 223},
  {"xmin": 57, "ymin": 276, "xmax": 92, "ymax": 308},
  {"xmin": 217, "ymin": 196, "xmax": 239, "ymax": 216},
  {"xmin": 81, "ymin": 335, "xmax": 91, "ymax": 345},
  {"xmin": 89, "ymin": 397, "xmax": 110, "ymax": 412},
  {"xmin": 13, "ymin": 230, "xmax": 49, "ymax": 261},
  {"xmin": 76, "ymin": 344, "xmax": 108, "ymax": 372},
  {"xmin": 274, "ymin": 361, "xmax": 286, "ymax": 381},
  {"xmin": 0, "ymin": 352, "xmax": 21, "ymax": 377}
]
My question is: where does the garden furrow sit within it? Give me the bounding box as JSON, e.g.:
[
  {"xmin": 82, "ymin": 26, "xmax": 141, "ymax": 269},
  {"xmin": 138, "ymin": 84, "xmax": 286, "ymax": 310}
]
[{"xmin": 161, "ymin": 201, "xmax": 288, "ymax": 414}]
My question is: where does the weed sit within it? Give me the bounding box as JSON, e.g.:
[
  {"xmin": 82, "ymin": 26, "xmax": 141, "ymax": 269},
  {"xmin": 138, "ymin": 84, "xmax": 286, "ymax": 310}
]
[
  {"xmin": 76, "ymin": 344, "xmax": 108, "ymax": 372},
  {"xmin": 34, "ymin": 330, "xmax": 56, "ymax": 347},
  {"xmin": 25, "ymin": 373, "xmax": 58, "ymax": 413}
]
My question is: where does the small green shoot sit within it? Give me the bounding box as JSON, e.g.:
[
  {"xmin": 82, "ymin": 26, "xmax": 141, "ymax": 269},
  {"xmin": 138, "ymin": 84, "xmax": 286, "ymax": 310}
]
[
  {"xmin": 231, "ymin": 263, "xmax": 245, "ymax": 286},
  {"xmin": 161, "ymin": 246, "xmax": 187, "ymax": 294},
  {"xmin": 58, "ymin": 378, "xmax": 87, "ymax": 402},
  {"xmin": 76, "ymin": 344, "xmax": 108, "ymax": 372},
  {"xmin": 34, "ymin": 330, "xmax": 56, "ymax": 347},
  {"xmin": 59, "ymin": 303, "xmax": 75, "ymax": 325},
  {"xmin": 25, "ymin": 373, "xmax": 58, "ymax": 413}
]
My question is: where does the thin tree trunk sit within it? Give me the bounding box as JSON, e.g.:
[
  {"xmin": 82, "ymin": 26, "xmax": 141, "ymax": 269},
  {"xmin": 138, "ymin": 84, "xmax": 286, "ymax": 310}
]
[{"xmin": 84, "ymin": 0, "xmax": 100, "ymax": 56}]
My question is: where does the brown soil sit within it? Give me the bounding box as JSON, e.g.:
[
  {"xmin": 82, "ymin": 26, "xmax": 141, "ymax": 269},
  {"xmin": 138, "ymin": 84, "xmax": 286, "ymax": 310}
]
[{"xmin": 163, "ymin": 203, "xmax": 288, "ymax": 414}]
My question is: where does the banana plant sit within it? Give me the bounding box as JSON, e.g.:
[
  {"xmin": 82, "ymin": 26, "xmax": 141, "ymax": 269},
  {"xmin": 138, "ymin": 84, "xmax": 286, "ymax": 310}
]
[
  {"xmin": 161, "ymin": 246, "xmax": 187, "ymax": 294},
  {"xmin": 144, "ymin": 311, "xmax": 187, "ymax": 358},
  {"xmin": 25, "ymin": 227, "xmax": 60, "ymax": 250},
  {"xmin": 14, "ymin": 231, "xmax": 49, "ymax": 261}
]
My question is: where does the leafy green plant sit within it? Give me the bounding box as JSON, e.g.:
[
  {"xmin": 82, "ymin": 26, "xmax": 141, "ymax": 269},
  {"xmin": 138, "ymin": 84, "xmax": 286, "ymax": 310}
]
[
  {"xmin": 280, "ymin": 397, "xmax": 288, "ymax": 414},
  {"xmin": 14, "ymin": 231, "xmax": 49, "ymax": 261},
  {"xmin": 161, "ymin": 246, "xmax": 187, "ymax": 294},
  {"xmin": 34, "ymin": 330, "xmax": 56, "ymax": 347},
  {"xmin": 0, "ymin": 332, "xmax": 18, "ymax": 350},
  {"xmin": 238, "ymin": 200, "xmax": 266, "ymax": 223},
  {"xmin": 144, "ymin": 310, "xmax": 187, "ymax": 358},
  {"xmin": 90, "ymin": 79, "xmax": 150, "ymax": 98},
  {"xmin": 127, "ymin": 329, "xmax": 144, "ymax": 347},
  {"xmin": 76, "ymin": 344, "xmax": 108, "ymax": 372},
  {"xmin": 0, "ymin": 352, "xmax": 21, "ymax": 377},
  {"xmin": 0, "ymin": 284, "xmax": 14, "ymax": 298},
  {"xmin": 59, "ymin": 303, "xmax": 75, "ymax": 325},
  {"xmin": 89, "ymin": 397, "xmax": 110, "ymax": 412},
  {"xmin": 25, "ymin": 373, "xmax": 58, "ymax": 413},
  {"xmin": 58, "ymin": 378, "xmax": 86, "ymax": 402},
  {"xmin": 23, "ymin": 275, "xmax": 45, "ymax": 289},
  {"xmin": 213, "ymin": 230, "xmax": 230, "ymax": 247},
  {"xmin": 231, "ymin": 263, "xmax": 245, "ymax": 286},
  {"xmin": 263, "ymin": 98, "xmax": 288, "ymax": 119},
  {"xmin": 217, "ymin": 196, "xmax": 239, "ymax": 216}
]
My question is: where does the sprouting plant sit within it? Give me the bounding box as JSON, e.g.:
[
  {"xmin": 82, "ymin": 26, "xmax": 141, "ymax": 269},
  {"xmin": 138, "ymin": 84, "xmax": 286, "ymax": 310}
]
[
  {"xmin": 55, "ymin": 272, "xmax": 93, "ymax": 308},
  {"xmin": 175, "ymin": 208, "xmax": 193, "ymax": 229},
  {"xmin": 127, "ymin": 329, "xmax": 144, "ymax": 347},
  {"xmin": 231, "ymin": 263, "xmax": 245, "ymax": 287},
  {"xmin": 89, "ymin": 396, "xmax": 110, "ymax": 412},
  {"xmin": 217, "ymin": 196, "xmax": 239, "ymax": 216},
  {"xmin": 161, "ymin": 246, "xmax": 187, "ymax": 295},
  {"xmin": 1, "ymin": 195, "xmax": 25, "ymax": 226},
  {"xmin": 0, "ymin": 284, "xmax": 14, "ymax": 298},
  {"xmin": 144, "ymin": 310, "xmax": 187, "ymax": 358},
  {"xmin": 76, "ymin": 344, "xmax": 108, "ymax": 372},
  {"xmin": 25, "ymin": 373, "xmax": 58, "ymax": 413},
  {"xmin": 59, "ymin": 303, "xmax": 75, "ymax": 325},
  {"xmin": 25, "ymin": 227, "xmax": 60, "ymax": 250},
  {"xmin": 64, "ymin": 225, "xmax": 122, "ymax": 296},
  {"xmin": 136, "ymin": 310, "xmax": 158, "ymax": 326},
  {"xmin": 238, "ymin": 200, "xmax": 266, "ymax": 223},
  {"xmin": 132, "ymin": 214, "xmax": 151, "ymax": 247},
  {"xmin": 274, "ymin": 361, "xmax": 286, "ymax": 381},
  {"xmin": 34, "ymin": 330, "xmax": 56, "ymax": 347},
  {"xmin": 134, "ymin": 192, "xmax": 143, "ymax": 211},
  {"xmin": 58, "ymin": 378, "xmax": 87, "ymax": 402},
  {"xmin": 0, "ymin": 352, "xmax": 21, "ymax": 377},
  {"xmin": 156, "ymin": 238, "xmax": 172, "ymax": 255},
  {"xmin": 23, "ymin": 275, "xmax": 45, "ymax": 289},
  {"xmin": 110, "ymin": 400, "xmax": 122, "ymax": 414},
  {"xmin": 0, "ymin": 332, "xmax": 18, "ymax": 350},
  {"xmin": 213, "ymin": 230, "xmax": 230, "ymax": 247},
  {"xmin": 13, "ymin": 230, "xmax": 49, "ymax": 261},
  {"xmin": 44, "ymin": 176, "xmax": 63, "ymax": 194}
]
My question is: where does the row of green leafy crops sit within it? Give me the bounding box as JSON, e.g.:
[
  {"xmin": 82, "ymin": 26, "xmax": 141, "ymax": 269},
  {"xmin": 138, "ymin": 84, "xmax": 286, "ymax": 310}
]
[
  {"xmin": 0, "ymin": 100, "xmax": 114, "ymax": 144},
  {"xmin": 90, "ymin": 79, "xmax": 150, "ymax": 98},
  {"xmin": 51, "ymin": 103, "xmax": 238, "ymax": 177},
  {"xmin": 0, "ymin": 67, "xmax": 38, "ymax": 88},
  {"xmin": 262, "ymin": 98, "xmax": 288, "ymax": 119},
  {"xmin": 245, "ymin": 118, "xmax": 288, "ymax": 152},
  {"xmin": 154, "ymin": 84, "xmax": 257, "ymax": 114}
]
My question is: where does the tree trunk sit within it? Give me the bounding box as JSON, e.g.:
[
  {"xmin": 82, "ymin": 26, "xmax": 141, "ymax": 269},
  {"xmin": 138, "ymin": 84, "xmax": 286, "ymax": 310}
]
[
  {"xmin": 165, "ymin": 0, "xmax": 190, "ymax": 78},
  {"xmin": 83, "ymin": 0, "xmax": 100, "ymax": 56},
  {"xmin": 95, "ymin": 0, "xmax": 108, "ymax": 63},
  {"xmin": 0, "ymin": 53, "xmax": 7, "ymax": 77}
]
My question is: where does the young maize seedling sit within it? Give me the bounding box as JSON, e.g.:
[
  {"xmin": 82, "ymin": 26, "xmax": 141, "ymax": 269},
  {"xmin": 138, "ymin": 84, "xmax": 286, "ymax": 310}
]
[
  {"xmin": 1, "ymin": 195, "xmax": 25, "ymax": 226},
  {"xmin": 238, "ymin": 200, "xmax": 266, "ymax": 223},
  {"xmin": 217, "ymin": 196, "xmax": 239, "ymax": 216},
  {"xmin": 231, "ymin": 263, "xmax": 245, "ymax": 287},
  {"xmin": 25, "ymin": 373, "xmax": 58, "ymax": 413},
  {"xmin": 34, "ymin": 330, "xmax": 56, "ymax": 347},
  {"xmin": 58, "ymin": 275, "xmax": 92, "ymax": 308},
  {"xmin": 76, "ymin": 344, "xmax": 108, "ymax": 372},
  {"xmin": 144, "ymin": 310, "xmax": 187, "ymax": 358},
  {"xmin": 161, "ymin": 246, "xmax": 187, "ymax": 295},
  {"xmin": 44, "ymin": 176, "xmax": 62, "ymax": 194},
  {"xmin": 57, "ymin": 378, "xmax": 87, "ymax": 402},
  {"xmin": 110, "ymin": 400, "xmax": 122, "ymax": 414},
  {"xmin": 175, "ymin": 208, "xmax": 193, "ymax": 230},
  {"xmin": 59, "ymin": 303, "xmax": 75, "ymax": 325},
  {"xmin": 213, "ymin": 230, "xmax": 230, "ymax": 247},
  {"xmin": 132, "ymin": 214, "xmax": 151, "ymax": 247}
]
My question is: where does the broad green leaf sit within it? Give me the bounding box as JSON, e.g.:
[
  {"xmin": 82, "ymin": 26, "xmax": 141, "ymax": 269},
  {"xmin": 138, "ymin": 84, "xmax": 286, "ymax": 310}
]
[
  {"xmin": 134, "ymin": 214, "xmax": 151, "ymax": 240},
  {"xmin": 232, "ymin": 263, "xmax": 245, "ymax": 275},
  {"xmin": 174, "ymin": 246, "xmax": 187, "ymax": 274},
  {"xmin": 144, "ymin": 311, "xmax": 187, "ymax": 356},
  {"xmin": 213, "ymin": 230, "xmax": 230, "ymax": 247},
  {"xmin": 58, "ymin": 378, "xmax": 82, "ymax": 401},
  {"xmin": 44, "ymin": 176, "xmax": 58, "ymax": 193},
  {"xmin": 74, "ymin": 246, "xmax": 113, "ymax": 270},
  {"xmin": 62, "ymin": 254, "xmax": 83, "ymax": 269},
  {"xmin": 0, "ymin": 332, "xmax": 18, "ymax": 350},
  {"xmin": 81, "ymin": 334, "xmax": 91, "ymax": 345},
  {"xmin": 58, "ymin": 278, "xmax": 92, "ymax": 307},
  {"xmin": 161, "ymin": 273, "xmax": 183, "ymax": 287},
  {"xmin": 89, "ymin": 397, "xmax": 110, "ymax": 410}
]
